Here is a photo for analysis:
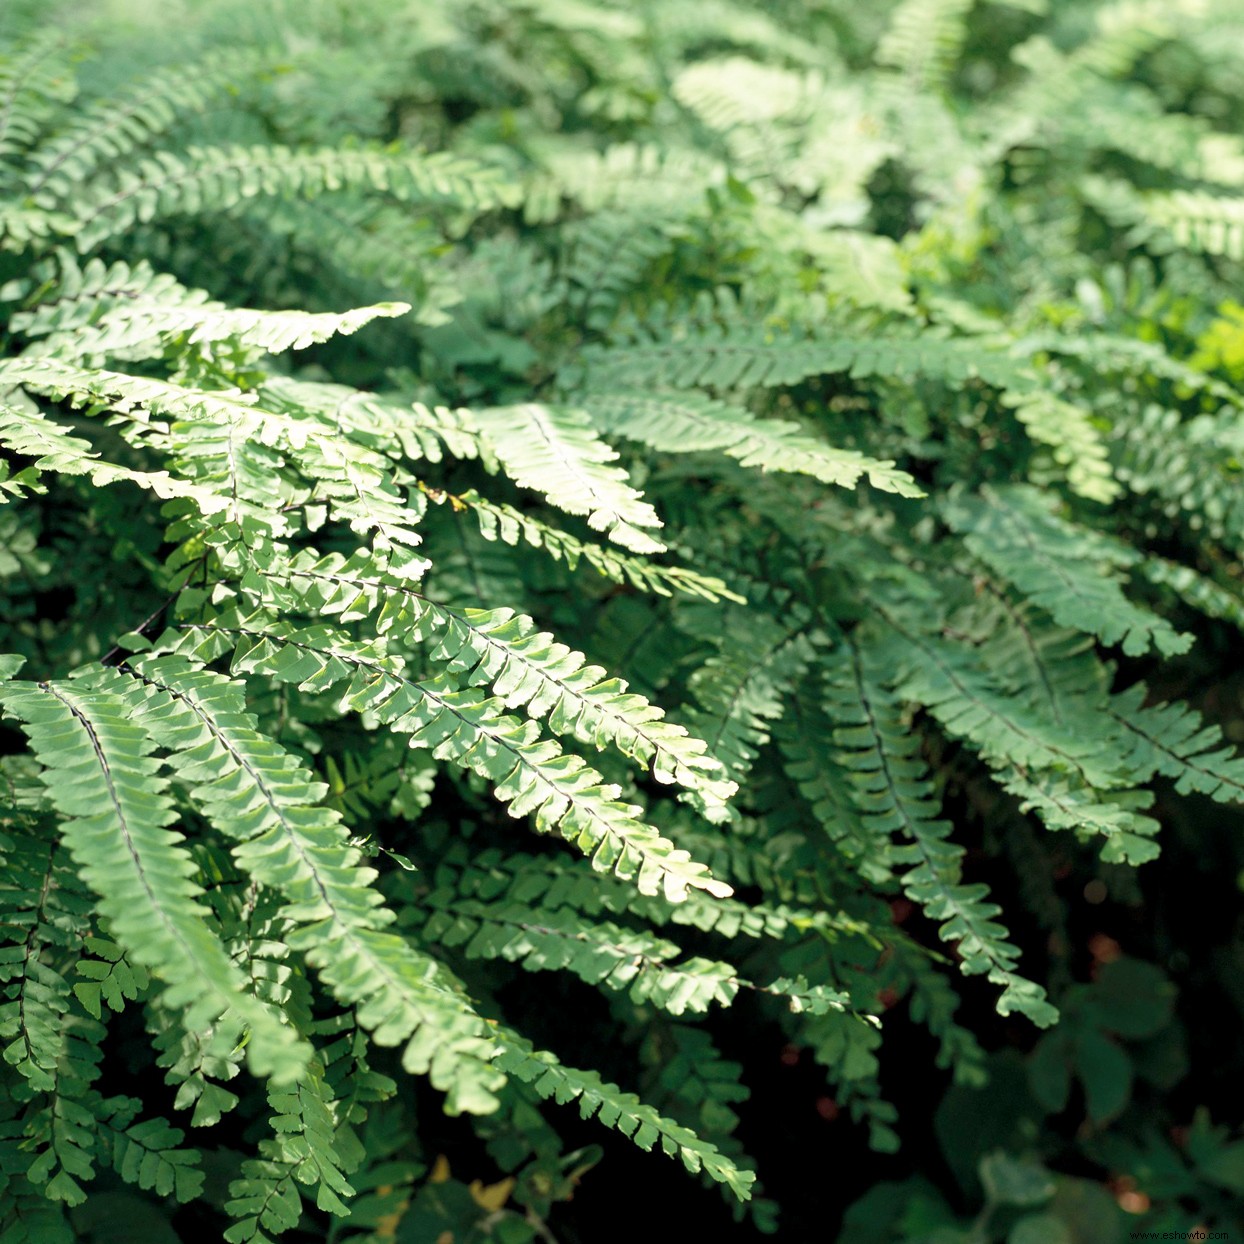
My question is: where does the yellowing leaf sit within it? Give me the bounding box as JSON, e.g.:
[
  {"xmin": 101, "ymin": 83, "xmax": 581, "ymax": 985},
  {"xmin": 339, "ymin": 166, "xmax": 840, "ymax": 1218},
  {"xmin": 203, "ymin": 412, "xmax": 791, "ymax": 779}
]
[{"xmin": 469, "ymin": 1176, "xmax": 515, "ymax": 1211}]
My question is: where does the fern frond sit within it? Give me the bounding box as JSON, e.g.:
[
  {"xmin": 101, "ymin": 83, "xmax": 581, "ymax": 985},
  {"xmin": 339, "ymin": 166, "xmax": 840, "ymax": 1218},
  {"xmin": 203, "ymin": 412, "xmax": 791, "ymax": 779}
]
[
  {"xmin": 456, "ymin": 490, "xmax": 739, "ymax": 601},
  {"xmin": 582, "ymin": 300, "xmax": 1018, "ymax": 392},
  {"xmin": 13, "ymin": 1009, "xmax": 108, "ymax": 1206},
  {"xmin": 322, "ymin": 737, "xmax": 436, "ymax": 822},
  {"xmin": 943, "ymin": 485, "xmax": 1191, "ymax": 657},
  {"xmin": 416, "ymin": 845, "xmax": 869, "ymax": 960},
  {"xmin": 246, "ymin": 196, "xmax": 464, "ymax": 327},
  {"xmin": 1073, "ymin": 0, "xmax": 1184, "ymax": 78},
  {"xmin": 858, "ymin": 581, "xmax": 1167, "ymax": 863},
  {"xmin": 0, "ymin": 397, "xmax": 229, "ymax": 512},
  {"xmin": 671, "ymin": 58, "xmax": 821, "ymax": 133},
  {"xmin": 493, "ymin": 1034, "xmax": 756, "ymax": 1203},
  {"xmin": 1015, "ymin": 328, "xmax": 1239, "ymax": 410},
  {"xmin": 1107, "ymin": 683, "xmax": 1244, "ymax": 803},
  {"xmin": 679, "ymin": 608, "xmax": 819, "ymax": 787},
  {"xmin": 824, "ymin": 643, "xmax": 1057, "ymax": 1027},
  {"xmin": 72, "ymin": 936, "xmax": 149, "ymax": 1020},
  {"xmin": 1000, "ymin": 389, "xmax": 1121, "ymax": 504},
  {"xmin": 583, "ymin": 390, "xmax": 923, "ymax": 496},
  {"xmin": 0, "ymin": 680, "xmax": 309, "ymax": 1084},
  {"xmin": 560, "ymin": 209, "xmax": 688, "ymax": 331},
  {"xmin": 10, "ymin": 254, "xmax": 216, "ymax": 359},
  {"xmin": 103, "ymin": 656, "xmax": 507, "ymax": 1115},
  {"xmin": 806, "ymin": 229, "xmax": 914, "ymax": 313},
  {"xmin": 1132, "ymin": 188, "xmax": 1244, "ymax": 260},
  {"xmin": 0, "ymin": 33, "xmax": 75, "ymax": 168},
  {"xmin": 68, "ymin": 145, "xmax": 518, "ymax": 251},
  {"xmin": 0, "ymin": 834, "xmax": 87, "ymax": 1092},
  {"xmin": 26, "ymin": 49, "xmax": 269, "ymax": 206},
  {"xmin": 1113, "ymin": 404, "xmax": 1244, "ymax": 556},
  {"xmin": 967, "ymin": 590, "xmax": 1110, "ymax": 721},
  {"xmin": 171, "ymin": 300, "xmax": 411, "ymax": 355},
  {"xmin": 224, "ymin": 1073, "xmax": 355, "ymax": 1242},
  {"xmin": 0, "ymin": 358, "xmax": 426, "ymax": 550},
  {"xmin": 876, "ymin": 625, "xmax": 1114, "ymax": 783},
  {"xmin": 412, "ymin": 885, "xmax": 846, "ymax": 1017},
  {"xmin": 999, "ymin": 770, "xmax": 1161, "ymax": 866},
  {"xmin": 421, "ymin": 896, "xmax": 744, "ymax": 1015},
  {"xmin": 1139, "ymin": 556, "xmax": 1244, "ymax": 634},
  {"xmin": 262, "ymin": 550, "xmax": 736, "ymax": 813},
  {"xmin": 637, "ymin": 1022, "xmax": 773, "ymax": 1225},
  {"xmin": 16, "ymin": 260, "xmax": 410, "ymax": 360},
  {"xmin": 782, "ymin": 1005, "xmax": 897, "ymax": 1151},
  {"xmin": 773, "ymin": 676, "xmax": 892, "ymax": 882},
  {"xmin": 260, "ymin": 377, "xmax": 485, "ymax": 467},
  {"xmin": 96, "ymin": 1101, "xmax": 203, "ymax": 1203},
  {"xmin": 0, "ymin": 1164, "xmax": 71, "ymax": 1244},
  {"xmin": 524, "ymin": 142, "xmax": 723, "ymax": 223},
  {"xmin": 16, "ymin": 258, "xmax": 403, "ymax": 369},
  {"xmin": 415, "ymin": 598, "xmax": 733, "ymax": 805},
  {"xmin": 641, "ymin": 1022, "xmax": 747, "ymax": 1139},
  {"xmin": 474, "ymin": 404, "xmax": 665, "ymax": 554},
  {"xmin": 171, "ymin": 617, "xmax": 733, "ymax": 902},
  {"xmin": 876, "ymin": 0, "xmax": 973, "ymax": 94},
  {"xmin": 901, "ymin": 952, "xmax": 988, "ymax": 1087},
  {"xmin": 147, "ymin": 998, "xmax": 242, "ymax": 1128}
]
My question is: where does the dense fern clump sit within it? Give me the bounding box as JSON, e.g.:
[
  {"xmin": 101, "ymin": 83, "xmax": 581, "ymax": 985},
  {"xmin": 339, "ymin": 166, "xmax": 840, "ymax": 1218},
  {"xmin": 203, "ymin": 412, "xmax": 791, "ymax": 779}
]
[{"xmin": 4, "ymin": 0, "xmax": 1244, "ymax": 1239}]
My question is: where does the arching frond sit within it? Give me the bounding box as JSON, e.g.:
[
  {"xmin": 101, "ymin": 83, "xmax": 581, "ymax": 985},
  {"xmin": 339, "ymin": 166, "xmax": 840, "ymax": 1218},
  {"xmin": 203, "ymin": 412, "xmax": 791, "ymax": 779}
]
[
  {"xmin": 0, "ymin": 680, "xmax": 308, "ymax": 1084},
  {"xmin": 474, "ymin": 404, "xmax": 666, "ymax": 554}
]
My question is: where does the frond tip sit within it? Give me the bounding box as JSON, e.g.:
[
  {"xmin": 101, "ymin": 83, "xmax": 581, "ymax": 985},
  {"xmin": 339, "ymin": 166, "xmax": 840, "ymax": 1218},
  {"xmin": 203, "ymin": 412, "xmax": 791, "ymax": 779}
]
[
  {"xmin": 493, "ymin": 1034, "xmax": 757, "ymax": 1203},
  {"xmin": 476, "ymin": 403, "xmax": 668, "ymax": 553}
]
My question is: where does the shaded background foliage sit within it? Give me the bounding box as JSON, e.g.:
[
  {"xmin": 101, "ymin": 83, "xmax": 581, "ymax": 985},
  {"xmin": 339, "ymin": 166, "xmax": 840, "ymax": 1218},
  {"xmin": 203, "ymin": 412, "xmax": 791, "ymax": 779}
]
[{"xmin": 2, "ymin": 1, "xmax": 1244, "ymax": 1241}]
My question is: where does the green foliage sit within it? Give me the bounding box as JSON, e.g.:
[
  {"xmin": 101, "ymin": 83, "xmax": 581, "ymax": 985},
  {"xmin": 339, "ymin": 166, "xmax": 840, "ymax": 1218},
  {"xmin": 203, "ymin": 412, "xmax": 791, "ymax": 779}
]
[{"xmin": 2, "ymin": 0, "xmax": 1244, "ymax": 1239}]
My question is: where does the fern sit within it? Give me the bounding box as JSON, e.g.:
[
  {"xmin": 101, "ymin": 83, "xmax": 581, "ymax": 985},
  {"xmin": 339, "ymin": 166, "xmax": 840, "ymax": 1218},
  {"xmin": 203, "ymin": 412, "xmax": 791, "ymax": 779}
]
[
  {"xmin": 1134, "ymin": 188, "xmax": 1244, "ymax": 260},
  {"xmin": 0, "ymin": 397, "xmax": 230, "ymax": 511},
  {"xmin": 0, "ymin": 679, "xmax": 308, "ymax": 1084},
  {"xmin": 678, "ymin": 605, "xmax": 819, "ymax": 788},
  {"xmin": 0, "ymin": 33, "xmax": 74, "ymax": 169},
  {"xmin": 67, "ymin": 146, "xmax": 518, "ymax": 252},
  {"xmin": 260, "ymin": 554, "xmax": 736, "ymax": 810},
  {"xmin": 580, "ymin": 295, "xmax": 1019, "ymax": 393},
  {"xmin": 11, "ymin": 258, "xmax": 411, "ymax": 360},
  {"xmin": 4, "ymin": 2, "xmax": 1244, "ymax": 1237},
  {"xmin": 473, "ymin": 403, "xmax": 667, "ymax": 554},
  {"xmin": 412, "ymin": 884, "xmax": 846, "ymax": 1018},
  {"xmin": 876, "ymin": 0, "xmax": 974, "ymax": 95},
  {"xmin": 492, "ymin": 1034, "xmax": 756, "ymax": 1203},
  {"xmin": 172, "ymin": 614, "xmax": 731, "ymax": 902},
  {"xmin": 584, "ymin": 389, "xmax": 924, "ymax": 496},
  {"xmin": 823, "ymin": 642, "xmax": 1057, "ymax": 1027},
  {"xmin": 456, "ymin": 490, "xmax": 738, "ymax": 600},
  {"xmin": 943, "ymin": 484, "xmax": 1191, "ymax": 657},
  {"xmin": 1107, "ymin": 684, "xmax": 1244, "ymax": 802},
  {"xmin": 100, "ymin": 655, "xmax": 507, "ymax": 1114},
  {"xmin": 24, "ymin": 49, "xmax": 273, "ymax": 206},
  {"xmin": 0, "ymin": 834, "xmax": 86, "ymax": 1093},
  {"xmin": 223, "ymin": 1073, "xmax": 355, "ymax": 1241},
  {"xmin": 999, "ymin": 388, "xmax": 1121, "ymax": 504},
  {"xmin": 95, "ymin": 1103, "xmax": 203, "ymax": 1204}
]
